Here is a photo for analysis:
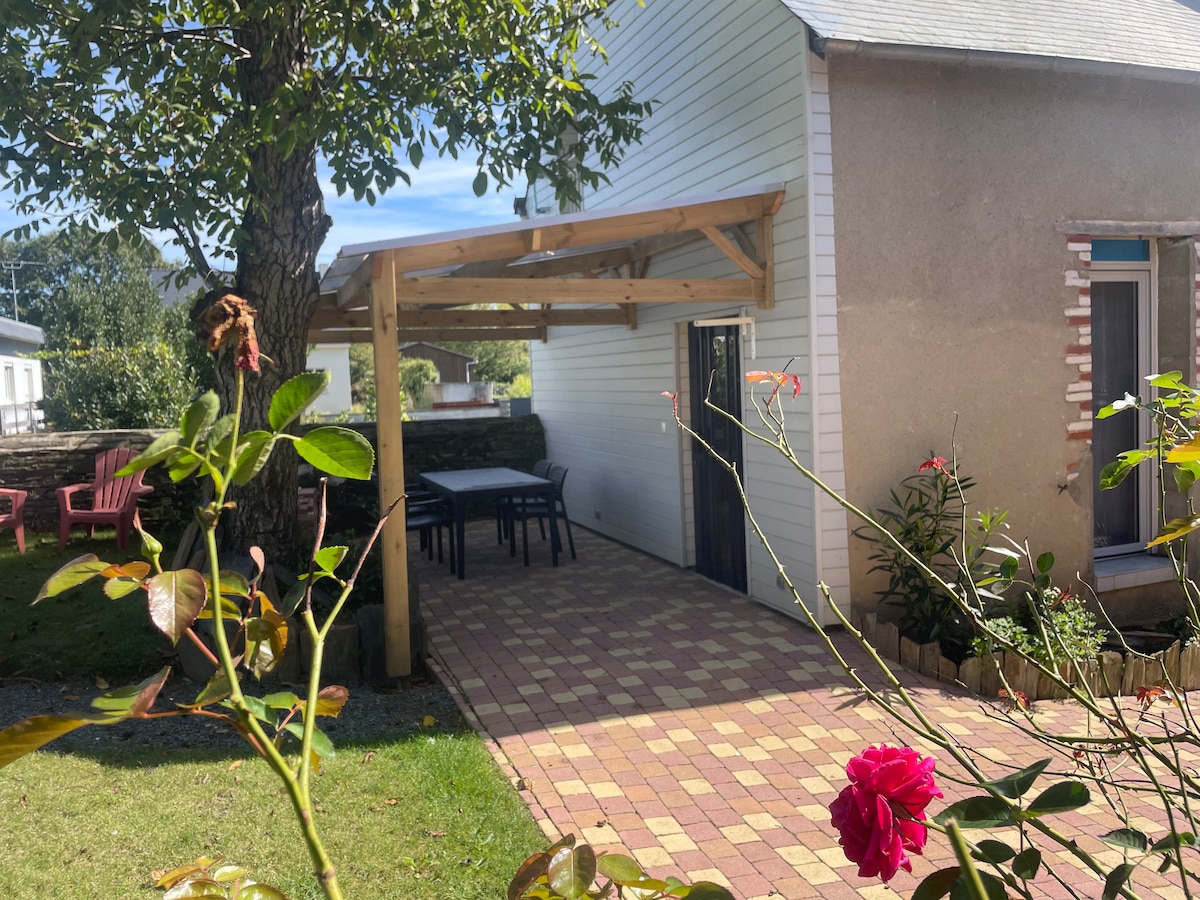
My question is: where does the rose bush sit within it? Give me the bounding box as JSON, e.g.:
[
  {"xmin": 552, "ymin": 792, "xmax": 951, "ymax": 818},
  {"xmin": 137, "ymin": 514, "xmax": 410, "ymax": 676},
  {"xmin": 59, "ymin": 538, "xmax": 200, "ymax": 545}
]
[{"xmin": 830, "ymin": 745, "xmax": 943, "ymax": 882}]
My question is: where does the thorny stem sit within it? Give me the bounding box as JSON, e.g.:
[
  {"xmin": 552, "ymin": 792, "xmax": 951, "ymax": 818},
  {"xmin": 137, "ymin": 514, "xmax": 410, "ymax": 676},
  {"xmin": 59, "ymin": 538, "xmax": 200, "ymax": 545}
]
[
  {"xmin": 673, "ymin": 388, "xmax": 1151, "ymax": 898},
  {"xmin": 202, "ymin": 371, "xmax": 345, "ymax": 900}
]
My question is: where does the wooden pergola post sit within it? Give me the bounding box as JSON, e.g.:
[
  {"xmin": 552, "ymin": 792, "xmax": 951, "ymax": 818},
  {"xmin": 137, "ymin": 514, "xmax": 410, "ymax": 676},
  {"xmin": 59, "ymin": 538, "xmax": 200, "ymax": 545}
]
[{"xmin": 371, "ymin": 250, "xmax": 411, "ymax": 676}]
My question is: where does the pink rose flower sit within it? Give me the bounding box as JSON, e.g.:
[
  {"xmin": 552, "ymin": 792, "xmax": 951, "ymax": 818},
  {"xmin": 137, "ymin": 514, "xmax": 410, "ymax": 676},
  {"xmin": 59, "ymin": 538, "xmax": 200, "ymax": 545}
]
[{"xmin": 829, "ymin": 744, "xmax": 943, "ymax": 882}]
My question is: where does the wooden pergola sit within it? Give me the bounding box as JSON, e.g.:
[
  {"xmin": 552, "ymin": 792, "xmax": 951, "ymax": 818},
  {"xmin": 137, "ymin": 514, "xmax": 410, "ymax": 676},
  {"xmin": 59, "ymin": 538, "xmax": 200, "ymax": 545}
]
[{"xmin": 309, "ymin": 184, "xmax": 785, "ymax": 675}]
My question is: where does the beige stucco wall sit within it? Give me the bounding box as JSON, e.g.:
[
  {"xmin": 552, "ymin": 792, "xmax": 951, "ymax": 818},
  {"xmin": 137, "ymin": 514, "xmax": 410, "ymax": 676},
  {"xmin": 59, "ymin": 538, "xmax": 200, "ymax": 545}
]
[{"xmin": 827, "ymin": 55, "xmax": 1200, "ymax": 622}]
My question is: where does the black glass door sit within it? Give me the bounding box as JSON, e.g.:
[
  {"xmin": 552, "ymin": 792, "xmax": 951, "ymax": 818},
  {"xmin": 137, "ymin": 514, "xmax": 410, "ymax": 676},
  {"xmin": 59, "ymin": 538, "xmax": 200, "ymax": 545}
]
[{"xmin": 689, "ymin": 323, "xmax": 747, "ymax": 591}]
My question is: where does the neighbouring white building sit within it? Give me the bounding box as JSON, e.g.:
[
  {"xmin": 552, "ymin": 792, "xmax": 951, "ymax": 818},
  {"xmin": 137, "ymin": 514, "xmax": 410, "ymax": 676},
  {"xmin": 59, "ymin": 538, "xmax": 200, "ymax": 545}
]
[{"xmin": 0, "ymin": 316, "xmax": 44, "ymax": 434}]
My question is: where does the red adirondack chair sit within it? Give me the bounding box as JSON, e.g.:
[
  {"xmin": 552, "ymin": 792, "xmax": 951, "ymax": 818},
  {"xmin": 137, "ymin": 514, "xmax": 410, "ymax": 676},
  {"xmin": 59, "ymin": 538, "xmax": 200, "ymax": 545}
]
[
  {"xmin": 57, "ymin": 448, "xmax": 154, "ymax": 550},
  {"xmin": 0, "ymin": 488, "xmax": 27, "ymax": 554}
]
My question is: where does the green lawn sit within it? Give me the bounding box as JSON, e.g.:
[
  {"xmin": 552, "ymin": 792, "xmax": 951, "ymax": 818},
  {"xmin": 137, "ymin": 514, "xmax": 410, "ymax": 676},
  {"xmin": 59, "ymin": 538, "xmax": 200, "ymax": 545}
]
[
  {"xmin": 0, "ymin": 730, "xmax": 545, "ymax": 899},
  {"xmin": 0, "ymin": 529, "xmax": 548, "ymax": 898},
  {"xmin": 0, "ymin": 529, "xmax": 174, "ymax": 681}
]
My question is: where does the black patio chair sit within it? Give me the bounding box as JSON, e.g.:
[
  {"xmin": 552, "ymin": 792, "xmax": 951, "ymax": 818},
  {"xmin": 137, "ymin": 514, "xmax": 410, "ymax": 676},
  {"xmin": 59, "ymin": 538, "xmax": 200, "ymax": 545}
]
[
  {"xmin": 511, "ymin": 464, "xmax": 576, "ymax": 564},
  {"xmin": 407, "ymin": 496, "xmax": 455, "ymax": 567},
  {"xmin": 496, "ymin": 459, "xmax": 552, "ymax": 543}
]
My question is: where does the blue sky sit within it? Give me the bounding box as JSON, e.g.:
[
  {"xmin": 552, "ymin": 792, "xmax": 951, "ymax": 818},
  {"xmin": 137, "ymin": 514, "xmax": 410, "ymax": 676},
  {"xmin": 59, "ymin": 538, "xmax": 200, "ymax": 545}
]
[{"xmin": 0, "ymin": 153, "xmax": 521, "ymax": 268}]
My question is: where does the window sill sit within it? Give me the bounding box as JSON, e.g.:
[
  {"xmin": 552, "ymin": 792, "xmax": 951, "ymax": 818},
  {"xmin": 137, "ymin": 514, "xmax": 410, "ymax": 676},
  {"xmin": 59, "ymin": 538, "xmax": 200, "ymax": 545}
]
[{"xmin": 1094, "ymin": 554, "xmax": 1177, "ymax": 593}]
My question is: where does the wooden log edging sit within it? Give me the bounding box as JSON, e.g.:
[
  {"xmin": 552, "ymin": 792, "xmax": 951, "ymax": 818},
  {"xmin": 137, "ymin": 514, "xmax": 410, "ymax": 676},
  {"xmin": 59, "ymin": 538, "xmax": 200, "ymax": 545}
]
[{"xmin": 852, "ymin": 610, "xmax": 1200, "ymax": 701}]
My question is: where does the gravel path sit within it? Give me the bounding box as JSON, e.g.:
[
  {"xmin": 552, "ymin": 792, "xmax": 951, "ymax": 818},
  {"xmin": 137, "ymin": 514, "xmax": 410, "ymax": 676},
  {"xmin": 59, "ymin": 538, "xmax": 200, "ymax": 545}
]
[{"xmin": 0, "ymin": 673, "xmax": 464, "ymax": 754}]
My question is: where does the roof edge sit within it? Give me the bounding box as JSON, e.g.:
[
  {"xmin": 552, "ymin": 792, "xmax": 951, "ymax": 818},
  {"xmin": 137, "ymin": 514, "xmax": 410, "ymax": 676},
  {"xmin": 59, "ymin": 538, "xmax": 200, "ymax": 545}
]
[{"xmin": 816, "ymin": 36, "xmax": 1200, "ymax": 85}]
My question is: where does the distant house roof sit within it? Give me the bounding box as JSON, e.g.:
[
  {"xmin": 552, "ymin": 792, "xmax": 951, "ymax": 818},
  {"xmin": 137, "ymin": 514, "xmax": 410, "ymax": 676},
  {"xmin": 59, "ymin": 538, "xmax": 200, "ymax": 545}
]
[
  {"xmin": 0, "ymin": 317, "xmax": 44, "ymax": 347},
  {"xmin": 780, "ymin": 0, "xmax": 1200, "ymax": 77},
  {"xmin": 150, "ymin": 268, "xmax": 234, "ymax": 307},
  {"xmin": 398, "ymin": 342, "xmax": 476, "ymax": 361}
]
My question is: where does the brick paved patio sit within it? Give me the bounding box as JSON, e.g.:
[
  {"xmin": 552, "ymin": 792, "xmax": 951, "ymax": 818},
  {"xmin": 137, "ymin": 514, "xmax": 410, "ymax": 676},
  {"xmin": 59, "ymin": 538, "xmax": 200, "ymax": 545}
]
[{"xmin": 412, "ymin": 521, "xmax": 1187, "ymax": 900}]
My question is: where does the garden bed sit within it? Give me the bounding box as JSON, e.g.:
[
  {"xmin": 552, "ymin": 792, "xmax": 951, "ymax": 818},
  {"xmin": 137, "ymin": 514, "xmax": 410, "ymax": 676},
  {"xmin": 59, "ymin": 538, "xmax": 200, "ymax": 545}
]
[{"xmin": 855, "ymin": 610, "xmax": 1198, "ymax": 701}]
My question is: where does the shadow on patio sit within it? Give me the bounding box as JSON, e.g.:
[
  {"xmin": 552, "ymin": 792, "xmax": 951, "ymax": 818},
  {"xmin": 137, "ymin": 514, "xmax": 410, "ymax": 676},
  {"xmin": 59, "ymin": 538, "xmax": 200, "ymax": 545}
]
[{"xmin": 411, "ymin": 521, "xmax": 1177, "ymax": 900}]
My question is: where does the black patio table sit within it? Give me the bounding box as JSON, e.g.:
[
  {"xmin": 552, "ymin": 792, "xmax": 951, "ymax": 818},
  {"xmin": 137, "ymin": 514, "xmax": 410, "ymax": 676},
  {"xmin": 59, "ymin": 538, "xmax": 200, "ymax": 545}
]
[{"xmin": 418, "ymin": 467, "xmax": 557, "ymax": 580}]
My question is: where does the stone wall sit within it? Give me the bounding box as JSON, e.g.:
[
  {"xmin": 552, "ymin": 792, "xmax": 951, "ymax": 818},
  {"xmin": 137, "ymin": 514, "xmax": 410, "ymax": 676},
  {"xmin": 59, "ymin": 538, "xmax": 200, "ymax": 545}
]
[{"xmin": 0, "ymin": 416, "xmax": 547, "ymax": 533}]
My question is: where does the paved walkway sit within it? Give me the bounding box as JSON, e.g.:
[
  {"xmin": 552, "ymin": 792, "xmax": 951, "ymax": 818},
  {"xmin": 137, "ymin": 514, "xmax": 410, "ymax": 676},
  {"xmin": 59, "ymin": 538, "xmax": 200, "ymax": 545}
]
[{"xmin": 412, "ymin": 522, "xmax": 1183, "ymax": 900}]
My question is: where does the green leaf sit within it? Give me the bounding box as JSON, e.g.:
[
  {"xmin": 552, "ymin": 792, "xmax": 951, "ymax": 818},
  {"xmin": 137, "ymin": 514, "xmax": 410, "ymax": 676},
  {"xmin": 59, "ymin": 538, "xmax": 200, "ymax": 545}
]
[
  {"xmin": 294, "ymin": 427, "xmax": 375, "ymax": 479},
  {"xmin": 984, "ymin": 758, "xmax": 1051, "ymax": 799},
  {"xmin": 678, "ymin": 885, "xmax": 736, "ymax": 900},
  {"xmin": 934, "ymin": 796, "xmax": 1014, "ymax": 829},
  {"xmin": 1025, "ymin": 781, "xmax": 1089, "ymax": 817},
  {"xmin": 117, "ymin": 430, "xmax": 183, "ymax": 474},
  {"xmin": 1103, "ymin": 829, "xmax": 1149, "ymax": 852},
  {"xmin": 240, "ymin": 695, "xmax": 276, "ymax": 726},
  {"xmin": 34, "ymin": 554, "xmax": 110, "ymax": 603},
  {"xmin": 972, "ymin": 840, "xmax": 1015, "ymax": 864},
  {"xmin": 181, "ymin": 391, "xmax": 220, "ymax": 445},
  {"xmin": 1175, "ymin": 461, "xmax": 1200, "ymax": 495},
  {"xmin": 234, "ymin": 884, "xmax": 288, "ymax": 900},
  {"xmin": 1151, "ymin": 832, "xmax": 1195, "ymax": 853},
  {"xmin": 231, "ymin": 432, "xmax": 277, "ymax": 486},
  {"xmin": 0, "ymin": 714, "xmax": 94, "ymax": 768},
  {"xmin": 1012, "ymin": 848, "xmax": 1041, "ymax": 879},
  {"xmin": 146, "ymin": 569, "xmax": 208, "ymax": 644},
  {"xmin": 90, "ymin": 668, "xmax": 170, "ymax": 717},
  {"xmin": 1096, "ymin": 393, "xmax": 1139, "ymax": 419},
  {"xmin": 596, "ymin": 853, "xmax": 643, "ymax": 884},
  {"xmin": 1102, "ymin": 862, "xmax": 1136, "ymax": 900},
  {"xmin": 1035, "ymin": 552, "xmax": 1054, "ymax": 575},
  {"xmin": 949, "ymin": 872, "xmax": 1007, "ymax": 900},
  {"xmin": 269, "ymin": 371, "xmax": 331, "ymax": 431},
  {"xmin": 912, "ymin": 867, "xmax": 960, "ymax": 900},
  {"xmin": 314, "ymin": 545, "xmax": 348, "ymax": 573},
  {"xmin": 212, "ymin": 864, "xmax": 251, "ymax": 883},
  {"xmin": 1147, "ymin": 517, "xmax": 1200, "ymax": 548},
  {"xmin": 187, "ymin": 669, "xmax": 233, "ymax": 708},
  {"xmin": 547, "ymin": 844, "xmax": 596, "ymax": 899},
  {"xmin": 284, "ymin": 722, "xmax": 336, "ymax": 759},
  {"xmin": 219, "ymin": 570, "xmax": 251, "ymax": 601},
  {"xmin": 263, "ymin": 691, "xmax": 301, "ymax": 710},
  {"xmin": 1149, "ymin": 370, "xmax": 1185, "ymax": 389},
  {"xmin": 472, "ymin": 170, "xmax": 488, "ymax": 197}
]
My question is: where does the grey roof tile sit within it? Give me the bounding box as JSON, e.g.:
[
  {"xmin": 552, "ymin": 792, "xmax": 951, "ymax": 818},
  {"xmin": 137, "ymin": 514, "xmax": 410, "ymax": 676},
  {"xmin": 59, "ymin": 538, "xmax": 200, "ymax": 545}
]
[{"xmin": 778, "ymin": 0, "xmax": 1200, "ymax": 73}]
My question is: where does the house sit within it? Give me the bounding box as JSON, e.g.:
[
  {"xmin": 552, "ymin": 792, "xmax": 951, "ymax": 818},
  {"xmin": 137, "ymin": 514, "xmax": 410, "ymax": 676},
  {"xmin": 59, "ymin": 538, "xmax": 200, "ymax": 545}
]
[
  {"xmin": 311, "ymin": 0, "xmax": 1200, "ymax": 670},
  {"xmin": 0, "ymin": 316, "xmax": 44, "ymax": 434},
  {"xmin": 398, "ymin": 342, "xmax": 477, "ymax": 383},
  {"xmin": 525, "ymin": 0, "xmax": 1200, "ymax": 628}
]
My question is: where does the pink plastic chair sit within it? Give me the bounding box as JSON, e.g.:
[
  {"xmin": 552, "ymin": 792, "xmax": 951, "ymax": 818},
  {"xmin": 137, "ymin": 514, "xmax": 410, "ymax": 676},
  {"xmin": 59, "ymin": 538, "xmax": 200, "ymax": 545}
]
[
  {"xmin": 57, "ymin": 448, "xmax": 154, "ymax": 550},
  {"xmin": 0, "ymin": 489, "xmax": 27, "ymax": 554}
]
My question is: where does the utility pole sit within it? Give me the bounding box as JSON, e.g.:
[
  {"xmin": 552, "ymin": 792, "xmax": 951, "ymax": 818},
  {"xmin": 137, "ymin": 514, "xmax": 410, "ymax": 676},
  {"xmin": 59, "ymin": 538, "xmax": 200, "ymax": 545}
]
[{"xmin": 0, "ymin": 260, "xmax": 47, "ymax": 322}]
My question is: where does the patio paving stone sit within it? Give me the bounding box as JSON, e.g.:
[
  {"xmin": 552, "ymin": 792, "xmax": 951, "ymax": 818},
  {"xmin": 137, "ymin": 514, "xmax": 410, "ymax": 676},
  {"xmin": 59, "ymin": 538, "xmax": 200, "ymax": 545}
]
[{"xmin": 414, "ymin": 521, "xmax": 1186, "ymax": 899}]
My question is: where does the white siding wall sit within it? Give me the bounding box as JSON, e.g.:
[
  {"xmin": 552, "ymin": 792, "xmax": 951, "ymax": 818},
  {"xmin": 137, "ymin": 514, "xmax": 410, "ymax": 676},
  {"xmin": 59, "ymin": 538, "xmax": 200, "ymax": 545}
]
[{"xmin": 532, "ymin": 0, "xmax": 842, "ymax": 621}]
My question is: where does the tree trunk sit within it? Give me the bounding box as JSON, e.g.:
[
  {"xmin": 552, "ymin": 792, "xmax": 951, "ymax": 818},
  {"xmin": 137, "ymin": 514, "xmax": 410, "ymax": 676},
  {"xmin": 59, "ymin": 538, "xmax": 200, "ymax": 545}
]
[{"xmin": 219, "ymin": 7, "xmax": 332, "ymax": 560}]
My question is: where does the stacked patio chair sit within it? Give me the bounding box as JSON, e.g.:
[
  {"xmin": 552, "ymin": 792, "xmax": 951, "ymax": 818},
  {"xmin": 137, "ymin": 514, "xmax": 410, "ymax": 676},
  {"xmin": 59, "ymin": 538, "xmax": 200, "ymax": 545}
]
[{"xmin": 406, "ymin": 494, "xmax": 454, "ymax": 567}]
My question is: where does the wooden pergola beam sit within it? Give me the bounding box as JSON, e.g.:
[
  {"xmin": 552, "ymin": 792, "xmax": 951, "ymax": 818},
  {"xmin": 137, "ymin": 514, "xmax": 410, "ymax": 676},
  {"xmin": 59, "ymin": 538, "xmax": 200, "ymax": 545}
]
[
  {"xmin": 700, "ymin": 226, "xmax": 764, "ymax": 279},
  {"xmin": 369, "ymin": 250, "xmax": 411, "ymax": 677},
  {"xmin": 395, "ymin": 308, "xmax": 630, "ymax": 328},
  {"xmin": 401, "ymin": 276, "xmax": 763, "ymax": 305},
  {"xmin": 307, "ymin": 326, "xmax": 549, "ymax": 343},
  {"xmin": 387, "ymin": 189, "xmax": 784, "ymax": 274}
]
